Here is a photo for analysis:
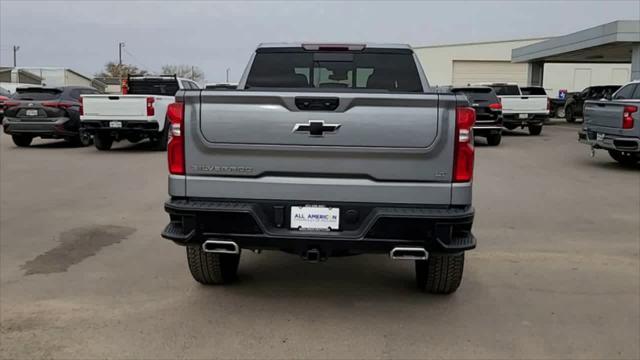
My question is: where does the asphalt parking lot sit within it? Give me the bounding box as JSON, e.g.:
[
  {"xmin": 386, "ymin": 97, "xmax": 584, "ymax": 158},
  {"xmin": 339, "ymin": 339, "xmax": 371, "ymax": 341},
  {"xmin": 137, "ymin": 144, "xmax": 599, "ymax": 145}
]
[{"xmin": 1, "ymin": 121, "xmax": 638, "ymax": 359}]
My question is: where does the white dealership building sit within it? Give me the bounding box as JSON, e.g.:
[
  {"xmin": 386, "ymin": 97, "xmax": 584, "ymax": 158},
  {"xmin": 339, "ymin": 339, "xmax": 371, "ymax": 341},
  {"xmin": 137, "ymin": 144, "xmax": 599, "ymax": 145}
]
[{"xmin": 414, "ymin": 29, "xmax": 635, "ymax": 98}]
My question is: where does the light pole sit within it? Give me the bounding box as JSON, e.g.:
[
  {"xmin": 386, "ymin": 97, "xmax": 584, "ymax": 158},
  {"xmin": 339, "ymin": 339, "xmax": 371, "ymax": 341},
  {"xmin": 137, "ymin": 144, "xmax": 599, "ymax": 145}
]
[
  {"xmin": 226, "ymin": 68, "xmax": 230, "ymax": 83},
  {"xmin": 13, "ymin": 45, "xmax": 20, "ymax": 67}
]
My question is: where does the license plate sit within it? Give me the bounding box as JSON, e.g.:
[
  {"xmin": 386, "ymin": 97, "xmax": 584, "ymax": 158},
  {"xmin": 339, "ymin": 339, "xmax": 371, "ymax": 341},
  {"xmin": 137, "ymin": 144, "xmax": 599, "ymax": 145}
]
[
  {"xmin": 291, "ymin": 206, "xmax": 339, "ymax": 231},
  {"xmin": 518, "ymin": 114, "xmax": 528, "ymax": 119},
  {"xmin": 25, "ymin": 109, "xmax": 38, "ymax": 116},
  {"xmin": 597, "ymin": 133, "xmax": 605, "ymax": 141},
  {"xmin": 109, "ymin": 121, "xmax": 122, "ymax": 128}
]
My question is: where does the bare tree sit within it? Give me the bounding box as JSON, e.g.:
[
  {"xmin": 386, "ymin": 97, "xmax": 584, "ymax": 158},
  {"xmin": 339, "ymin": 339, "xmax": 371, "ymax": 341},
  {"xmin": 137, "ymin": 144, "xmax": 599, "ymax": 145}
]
[
  {"xmin": 96, "ymin": 62, "xmax": 148, "ymax": 78},
  {"xmin": 161, "ymin": 64, "xmax": 204, "ymax": 82}
]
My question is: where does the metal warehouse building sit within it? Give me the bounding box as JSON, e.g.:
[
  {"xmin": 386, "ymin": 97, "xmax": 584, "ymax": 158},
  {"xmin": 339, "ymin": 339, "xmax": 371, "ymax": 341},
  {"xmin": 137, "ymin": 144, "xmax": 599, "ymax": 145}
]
[
  {"xmin": 15, "ymin": 67, "xmax": 106, "ymax": 92},
  {"xmin": 414, "ymin": 37, "xmax": 632, "ymax": 97}
]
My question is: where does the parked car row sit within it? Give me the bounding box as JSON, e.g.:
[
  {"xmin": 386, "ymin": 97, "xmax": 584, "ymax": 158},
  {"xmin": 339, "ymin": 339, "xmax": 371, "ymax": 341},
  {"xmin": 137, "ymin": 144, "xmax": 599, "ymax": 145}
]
[
  {"xmin": 450, "ymin": 83, "xmax": 550, "ymax": 145},
  {"xmin": 1, "ymin": 75, "xmax": 199, "ymax": 150}
]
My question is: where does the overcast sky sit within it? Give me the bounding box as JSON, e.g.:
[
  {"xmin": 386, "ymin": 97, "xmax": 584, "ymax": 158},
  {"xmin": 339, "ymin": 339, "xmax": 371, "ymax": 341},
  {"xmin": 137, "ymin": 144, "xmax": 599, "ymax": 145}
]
[{"xmin": 1, "ymin": 0, "xmax": 638, "ymax": 83}]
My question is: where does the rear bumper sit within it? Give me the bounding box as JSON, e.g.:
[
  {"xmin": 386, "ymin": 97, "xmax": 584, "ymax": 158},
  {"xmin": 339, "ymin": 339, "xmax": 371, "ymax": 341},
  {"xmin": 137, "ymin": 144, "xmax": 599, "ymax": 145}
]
[
  {"xmin": 579, "ymin": 130, "xmax": 640, "ymax": 152},
  {"xmin": 162, "ymin": 198, "xmax": 476, "ymax": 256},
  {"xmin": 473, "ymin": 124, "xmax": 502, "ymax": 136},
  {"xmin": 502, "ymin": 113, "xmax": 547, "ymax": 126},
  {"xmin": 81, "ymin": 120, "xmax": 160, "ymax": 135},
  {"xmin": 2, "ymin": 117, "xmax": 77, "ymax": 137}
]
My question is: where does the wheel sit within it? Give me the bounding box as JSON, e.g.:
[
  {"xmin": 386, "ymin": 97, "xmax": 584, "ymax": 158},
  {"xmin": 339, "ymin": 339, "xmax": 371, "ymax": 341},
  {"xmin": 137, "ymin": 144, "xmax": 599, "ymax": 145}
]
[
  {"xmin": 528, "ymin": 124, "xmax": 543, "ymax": 136},
  {"xmin": 186, "ymin": 245, "xmax": 240, "ymax": 285},
  {"xmin": 415, "ymin": 253, "xmax": 464, "ymax": 294},
  {"xmin": 565, "ymin": 106, "xmax": 575, "ymax": 123},
  {"xmin": 486, "ymin": 133, "xmax": 502, "ymax": 146},
  {"xmin": 556, "ymin": 107, "xmax": 565, "ymax": 119},
  {"xmin": 608, "ymin": 150, "xmax": 639, "ymax": 166},
  {"xmin": 149, "ymin": 121, "xmax": 169, "ymax": 151},
  {"xmin": 94, "ymin": 133, "xmax": 113, "ymax": 151},
  {"xmin": 67, "ymin": 131, "xmax": 93, "ymax": 147},
  {"xmin": 11, "ymin": 134, "xmax": 33, "ymax": 147}
]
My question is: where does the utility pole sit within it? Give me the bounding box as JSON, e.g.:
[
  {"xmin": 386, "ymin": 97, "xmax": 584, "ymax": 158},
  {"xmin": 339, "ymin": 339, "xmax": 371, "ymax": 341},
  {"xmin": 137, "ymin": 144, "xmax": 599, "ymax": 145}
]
[
  {"xmin": 13, "ymin": 45, "xmax": 20, "ymax": 67},
  {"xmin": 226, "ymin": 68, "xmax": 230, "ymax": 83},
  {"xmin": 118, "ymin": 42, "xmax": 125, "ymax": 66},
  {"xmin": 118, "ymin": 42, "xmax": 126, "ymax": 90}
]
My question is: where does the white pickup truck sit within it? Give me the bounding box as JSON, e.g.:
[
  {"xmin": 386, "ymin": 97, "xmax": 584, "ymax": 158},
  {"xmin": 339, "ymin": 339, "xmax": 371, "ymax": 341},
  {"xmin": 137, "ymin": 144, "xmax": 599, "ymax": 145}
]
[
  {"xmin": 80, "ymin": 75, "xmax": 200, "ymax": 150},
  {"xmin": 476, "ymin": 83, "xmax": 549, "ymax": 135}
]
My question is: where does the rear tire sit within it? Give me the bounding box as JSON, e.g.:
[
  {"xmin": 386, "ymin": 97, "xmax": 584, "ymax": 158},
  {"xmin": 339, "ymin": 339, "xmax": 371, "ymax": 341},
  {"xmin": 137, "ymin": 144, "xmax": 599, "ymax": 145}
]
[
  {"xmin": 608, "ymin": 150, "xmax": 639, "ymax": 166},
  {"xmin": 486, "ymin": 133, "xmax": 502, "ymax": 146},
  {"xmin": 67, "ymin": 132, "xmax": 93, "ymax": 147},
  {"xmin": 565, "ymin": 106, "xmax": 575, "ymax": 123},
  {"xmin": 149, "ymin": 121, "xmax": 169, "ymax": 151},
  {"xmin": 528, "ymin": 124, "xmax": 543, "ymax": 136},
  {"xmin": 186, "ymin": 245, "xmax": 240, "ymax": 285},
  {"xmin": 416, "ymin": 253, "xmax": 464, "ymax": 294},
  {"xmin": 11, "ymin": 134, "xmax": 33, "ymax": 147},
  {"xmin": 94, "ymin": 133, "xmax": 113, "ymax": 151}
]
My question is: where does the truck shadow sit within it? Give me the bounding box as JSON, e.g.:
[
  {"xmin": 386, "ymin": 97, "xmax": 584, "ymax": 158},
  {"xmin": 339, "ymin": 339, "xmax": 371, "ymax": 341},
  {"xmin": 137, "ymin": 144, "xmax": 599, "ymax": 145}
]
[
  {"xmin": 201, "ymin": 252, "xmax": 479, "ymax": 303},
  {"xmin": 27, "ymin": 140, "xmax": 81, "ymax": 149},
  {"xmin": 577, "ymin": 157, "xmax": 640, "ymax": 171},
  {"xmin": 501, "ymin": 130, "xmax": 533, "ymax": 137},
  {"xmin": 109, "ymin": 140, "xmax": 161, "ymax": 152}
]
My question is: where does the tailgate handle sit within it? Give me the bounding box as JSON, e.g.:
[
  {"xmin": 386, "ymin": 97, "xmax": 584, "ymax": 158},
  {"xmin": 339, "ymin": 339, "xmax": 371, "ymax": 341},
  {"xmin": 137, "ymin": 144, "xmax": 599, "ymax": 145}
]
[
  {"xmin": 596, "ymin": 103, "xmax": 605, "ymax": 107},
  {"xmin": 295, "ymin": 97, "xmax": 339, "ymax": 111},
  {"xmin": 521, "ymin": 96, "xmax": 529, "ymax": 99},
  {"xmin": 108, "ymin": 96, "xmax": 120, "ymax": 100}
]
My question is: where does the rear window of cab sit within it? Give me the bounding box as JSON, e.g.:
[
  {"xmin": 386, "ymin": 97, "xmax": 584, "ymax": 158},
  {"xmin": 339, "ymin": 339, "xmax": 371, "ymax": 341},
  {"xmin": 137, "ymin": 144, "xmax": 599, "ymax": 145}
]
[{"xmin": 246, "ymin": 51, "xmax": 423, "ymax": 92}]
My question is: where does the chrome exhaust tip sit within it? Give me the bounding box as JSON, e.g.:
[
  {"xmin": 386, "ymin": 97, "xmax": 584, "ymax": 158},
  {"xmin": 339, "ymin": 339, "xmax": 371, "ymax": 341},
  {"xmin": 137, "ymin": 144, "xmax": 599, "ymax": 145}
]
[
  {"xmin": 202, "ymin": 240, "xmax": 240, "ymax": 254},
  {"xmin": 390, "ymin": 247, "xmax": 428, "ymax": 260}
]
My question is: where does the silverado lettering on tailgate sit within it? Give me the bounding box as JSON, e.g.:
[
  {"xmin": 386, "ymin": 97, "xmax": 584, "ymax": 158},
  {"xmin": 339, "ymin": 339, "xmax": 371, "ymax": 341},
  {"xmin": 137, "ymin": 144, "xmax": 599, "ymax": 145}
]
[{"xmin": 191, "ymin": 164, "xmax": 255, "ymax": 174}]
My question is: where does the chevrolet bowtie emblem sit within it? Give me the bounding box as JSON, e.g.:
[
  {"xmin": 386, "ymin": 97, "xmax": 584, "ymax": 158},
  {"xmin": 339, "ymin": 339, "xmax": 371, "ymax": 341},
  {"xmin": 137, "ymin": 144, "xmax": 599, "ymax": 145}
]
[{"xmin": 292, "ymin": 120, "xmax": 341, "ymax": 136}]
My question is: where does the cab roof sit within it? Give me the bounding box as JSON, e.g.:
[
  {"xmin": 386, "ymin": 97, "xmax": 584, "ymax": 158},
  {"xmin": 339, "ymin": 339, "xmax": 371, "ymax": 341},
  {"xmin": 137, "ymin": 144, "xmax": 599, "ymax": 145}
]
[{"xmin": 256, "ymin": 43, "xmax": 412, "ymax": 50}]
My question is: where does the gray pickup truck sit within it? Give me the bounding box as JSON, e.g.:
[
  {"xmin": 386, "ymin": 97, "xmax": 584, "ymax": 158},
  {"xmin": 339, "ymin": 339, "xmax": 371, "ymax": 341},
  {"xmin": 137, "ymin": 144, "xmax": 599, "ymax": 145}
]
[
  {"xmin": 161, "ymin": 43, "xmax": 477, "ymax": 294},
  {"xmin": 579, "ymin": 80, "xmax": 640, "ymax": 166}
]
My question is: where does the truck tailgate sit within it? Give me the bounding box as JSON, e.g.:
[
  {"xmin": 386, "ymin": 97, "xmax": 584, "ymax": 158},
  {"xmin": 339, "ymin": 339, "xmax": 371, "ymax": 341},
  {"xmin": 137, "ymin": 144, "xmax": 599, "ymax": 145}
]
[
  {"xmin": 584, "ymin": 101, "xmax": 626, "ymax": 128},
  {"xmin": 501, "ymin": 95, "xmax": 547, "ymax": 113},
  {"xmin": 181, "ymin": 91, "xmax": 460, "ymax": 204},
  {"xmin": 198, "ymin": 92, "xmax": 439, "ymax": 148},
  {"xmin": 82, "ymin": 95, "xmax": 148, "ymax": 117}
]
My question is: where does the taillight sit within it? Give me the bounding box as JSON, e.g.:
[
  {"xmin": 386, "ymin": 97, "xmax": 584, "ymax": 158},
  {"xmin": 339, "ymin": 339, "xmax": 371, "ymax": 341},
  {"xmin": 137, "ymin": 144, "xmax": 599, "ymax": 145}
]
[
  {"xmin": 121, "ymin": 79, "xmax": 128, "ymax": 95},
  {"xmin": 167, "ymin": 102, "xmax": 185, "ymax": 175},
  {"xmin": 454, "ymin": 107, "xmax": 476, "ymax": 182},
  {"xmin": 146, "ymin": 97, "xmax": 155, "ymax": 116},
  {"xmin": 3, "ymin": 101, "xmax": 20, "ymax": 108},
  {"xmin": 488, "ymin": 103, "xmax": 502, "ymax": 110},
  {"xmin": 79, "ymin": 97, "xmax": 84, "ymax": 116},
  {"xmin": 547, "ymin": 98, "xmax": 551, "ymax": 111},
  {"xmin": 622, "ymin": 105, "xmax": 637, "ymax": 129}
]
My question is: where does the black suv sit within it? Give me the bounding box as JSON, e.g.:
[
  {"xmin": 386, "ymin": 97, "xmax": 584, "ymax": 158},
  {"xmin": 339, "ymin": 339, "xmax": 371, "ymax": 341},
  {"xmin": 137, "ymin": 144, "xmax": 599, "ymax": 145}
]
[
  {"xmin": 2, "ymin": 86, "xmax": 100, "ymax": 147},
  {"xmin": 564, "ymin": 85, "xmax": 621, "ymax": 123},
  {"xmin": 451, "ymin": 86, "xmax": 503, "ymax": 146}
]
